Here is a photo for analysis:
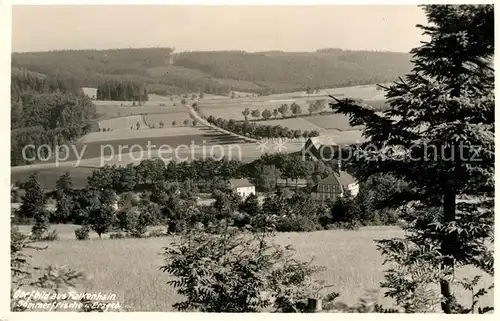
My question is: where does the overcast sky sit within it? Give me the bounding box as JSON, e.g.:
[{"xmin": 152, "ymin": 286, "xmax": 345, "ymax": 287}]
[{"xmin": 12, "ymin": 5, "xmax": 427, "ymax": 53}]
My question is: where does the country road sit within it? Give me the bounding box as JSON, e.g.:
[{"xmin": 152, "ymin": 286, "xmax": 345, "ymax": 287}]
[
  {"xmin": 184, "ymin": 103, "xmax": 258, "ymax": 143},
  {"xmin": 11, "ymin": 102, "xmax": 300, "ymax": 174}
]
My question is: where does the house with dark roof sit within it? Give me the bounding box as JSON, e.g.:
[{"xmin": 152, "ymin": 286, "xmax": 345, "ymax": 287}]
[
  {"xmin": 301, "ymin": 135, "xmax": 363, "ymax": 161},
  {"xmin": 230, "ymin": 178, "xmax": 255, "ymax": 198},
  {"xmin": 310, "ymin": 172, "xmax": 359, "ymax": 202},
  {"xmin": 301, "ymin": 136, "xmax": 339, "ymax": 160}
]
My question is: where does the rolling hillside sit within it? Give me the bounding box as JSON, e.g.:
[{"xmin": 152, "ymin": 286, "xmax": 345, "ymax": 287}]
[{"xmin": 12, "ymin": 47, "xmax": 413, "ymax": 96}]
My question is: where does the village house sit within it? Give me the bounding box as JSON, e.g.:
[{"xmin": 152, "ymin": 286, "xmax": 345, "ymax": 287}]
[
  {"xmin": 301, "ymin": 136, "xmax": 340, "ymax": 160},
  {"xmin": 310, "ymin": 171, "xmax": 359, "ymax": 202},
  {"xmin": 300, "ymin": 135, "xmax": 364, "ymax": 161},
  {"xmin": 230, "ymin": 178, "xmax": 256, "ymax": 198}
]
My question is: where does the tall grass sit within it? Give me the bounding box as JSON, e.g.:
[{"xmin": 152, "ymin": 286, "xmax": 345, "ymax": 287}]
[{"xmin": 25, "ymin": 226, "xmax": 493, "ymax": 311}]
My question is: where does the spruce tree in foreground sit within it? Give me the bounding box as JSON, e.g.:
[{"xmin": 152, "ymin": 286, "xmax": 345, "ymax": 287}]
[{"xmin": 330, "ymin": 5, "xmax": 494, "ymax": 313}]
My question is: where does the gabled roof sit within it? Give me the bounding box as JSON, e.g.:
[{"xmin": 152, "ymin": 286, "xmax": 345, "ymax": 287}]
[
  {"xmin": 311, "ymin": 172, "xmax": 357, "ymax": 192},
  {"xmin": 311, "ymin": 175, "xmax": 338, "ymax": 193},
  {"xmin": 335, "ymin": 171, "xmax": 357, "ymax": 186},
  {"xmin": 230, "ymin": 178, "xmax": 254, "ymax": 188},
  {"xmin": 302, "ymin": 134, "xmax": 365, "ymax": 161},
  {"xmin": 308, "ymin": 136, "xmax": 338, "ymax": 148},
  {"xmin": 302, "ymin": 136, "xmax": 340, "ymax": 159},
  {"xmin": 317, "ymin": 175, "xmax": 341, "ymax": 186}
]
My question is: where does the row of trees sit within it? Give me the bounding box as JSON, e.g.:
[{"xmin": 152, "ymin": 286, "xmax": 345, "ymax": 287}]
[
  {"xmin": 14, "ymin": 148, "xmax": 404, "ymax": 236},
  {"xmin": 96, "ymin": 80, "xmax": 149, "ymax": 102},
  {"xmin": 63, "ymin": 155, "xmax": 327, "ymax": 194},
  {"xmin": 238, "ymin": 100, "xmax": 329, "ymax": 124},
  {"xmin": 10, "ymin": 152, "xmax": 347, "ymax": 197},
  {"xmin": 206, "ymin": 115, "xmax": 320, "ymax": 139},
  {"xmin": 14, "ymin": 160, "xmax": 402, "ymax": 240}
]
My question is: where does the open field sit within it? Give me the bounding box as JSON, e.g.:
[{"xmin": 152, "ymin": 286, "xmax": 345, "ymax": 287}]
[
  {"xmin": 93, "ymin": 84, "xmax": 387, "ymax": 123},
  {"xmin": 256, "ymin": 117, "xmax": 327, "ymax": 132},
  {"xmin": 80, "ymin": 126, "xmax": 208, "ymax": 143},
  {"xmin": 199, "ymin": 106, "xmax": 365, "ymax": 133},
  {"xmin": 269, "ymin": 84, "xmax": 386, "ymax": 100},
  {"xmin": 70, "ymin": 141, "xmax": 303, "ymax": 167},
  {"xmin": 196, "ymin": 86, "xmax": 388, "ymax": 135},
  {"xmin": 22, "ymin": 226, "xmax": 493, "ymax": 311},
  {"xmin": 94, "ymin": 94, "xmax": 186, "ymax": 106},
  {"xmin": 98, "ymin": 115, "xmax": 147, "ymax": 131},
  {"xmin": 94, "ymin": 93, "xmax": 230, "ymax": 119},
  {"xmin": 96, "ymin": 104, "xmax": 186, "ymax": 120},
  {"xmin": 13, "ymin": 85, "xmax": 389, "ymax": 188},
  {"xmin": 41, "ymin": 129, "xmax": 247, "ymax": 163},
  {"xmin": 66, "ymin": 140, "xmax": 302, "ymax": 168},
  {"xmin": 94, "ymin": 93, "xmax": 197, "ymax": 120},
  {"xmin": 306, "ymin": 114, "xmax": 364, "ymax": 131},
  {"xmin": 143, "ymin": 112, "xmax": 194, "ymax": 128},
  {"xmin": 318, "ymin": 129, "xmax": 365, "ymax": 145},
  {"xmin": 199, "ymin": 102, "xmax": 289, "ymax": 120},
  {"xmin": 230, "ymin": 90, "xmax": 260, "ymax": 97}
]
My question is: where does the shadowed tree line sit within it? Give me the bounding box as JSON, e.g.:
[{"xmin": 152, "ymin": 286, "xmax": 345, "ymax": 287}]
[{"xmin": 11, "ymin": 69, "xmax": 98, "ymax": 166}]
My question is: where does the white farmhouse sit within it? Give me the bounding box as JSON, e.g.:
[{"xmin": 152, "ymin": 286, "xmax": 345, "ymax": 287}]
[{"xmin": 230, "ymin": 179, "xmax": 256, "ymax": 198}]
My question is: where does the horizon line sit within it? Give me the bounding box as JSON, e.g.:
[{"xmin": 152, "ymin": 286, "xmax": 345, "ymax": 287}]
[{"xmin": 11, "ymin": 46, "xmax": 411, "ymax": 55}]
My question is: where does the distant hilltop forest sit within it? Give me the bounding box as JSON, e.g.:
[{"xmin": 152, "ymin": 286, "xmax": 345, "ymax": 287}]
[{"xmin": 11, "ymin": 47, "xmax": 412, "ymax": 97}]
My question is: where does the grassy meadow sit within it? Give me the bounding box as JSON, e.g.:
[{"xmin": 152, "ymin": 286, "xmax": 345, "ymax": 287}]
[
  {"xmin": 79, "ymin": 126, "xmax": 209, "ymax": 143},
  {"xmin": 255, "ymin": 117, "xmax": 326, "ymax": 132},
  {"xmin": 143, "ymin": 112, "xmax": 195, "ymax": 128},
  {"xmin": 85, "ymin": 85, "xmax": 387, "ymax": 150},
  {"xmin": 17, "ymin": 225, "xmax": 493, "ymax": 312},
  {"xmin": 97, "ymin": 115, "xmax": 147, "ymax": 131}
]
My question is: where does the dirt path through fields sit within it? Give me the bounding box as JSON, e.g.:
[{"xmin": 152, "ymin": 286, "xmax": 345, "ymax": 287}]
[{"xmin": 184, "ymin": 103, "xmax": 258, "ymax": 143}]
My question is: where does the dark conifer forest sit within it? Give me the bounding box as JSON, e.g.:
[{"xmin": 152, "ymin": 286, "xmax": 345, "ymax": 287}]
[
  {"xmin": 96, "ymin": 80, "xmax": 149, "ymax": 102},
  {"xmin": 12, "ymin": 47, "xmax": 412, "ymax": 96}
]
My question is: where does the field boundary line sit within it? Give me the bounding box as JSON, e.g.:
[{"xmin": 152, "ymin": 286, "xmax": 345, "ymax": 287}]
[
  {"xmin": 298, "ymin": 117, "xmax": 327, "ymax": 132},
  {"xmin": 184, "ymin": 104, "xmax": 258, "ymax": 143},
  {"xmin": 142, "ymin": 114, "xmax": 149, "ymax": 127}
]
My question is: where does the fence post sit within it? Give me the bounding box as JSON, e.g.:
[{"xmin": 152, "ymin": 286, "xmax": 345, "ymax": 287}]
[{"xmin": 307, "ymin": 298, "xmax": 322, "ymax": 312}]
